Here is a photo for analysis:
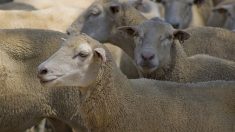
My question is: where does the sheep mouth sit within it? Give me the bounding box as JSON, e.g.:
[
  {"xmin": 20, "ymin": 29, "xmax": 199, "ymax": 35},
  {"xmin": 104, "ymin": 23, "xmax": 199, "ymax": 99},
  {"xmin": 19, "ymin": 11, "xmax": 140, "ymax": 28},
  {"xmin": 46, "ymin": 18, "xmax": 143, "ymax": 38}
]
[
  {"xmin": 139, "ymin": 66, "xmax": 158, "ymax": 73},
  {"xmin": 138, "ymin": 63, "xmax": 158, "ymax": 73},
  {"xmin": 40, "ymin": 78, "xmax": 57, "ymax": 84}
]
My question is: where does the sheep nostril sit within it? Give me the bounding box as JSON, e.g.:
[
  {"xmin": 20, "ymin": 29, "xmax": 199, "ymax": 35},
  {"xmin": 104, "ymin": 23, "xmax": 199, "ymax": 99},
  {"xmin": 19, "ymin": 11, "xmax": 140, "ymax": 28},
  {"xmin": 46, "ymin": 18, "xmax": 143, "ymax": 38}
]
[
  {"xmin": 66, "ymin": 31, "xmax": 71, "ymax": 35},
  {"xmin": 40, "ymin": 68, "xmax": 48, "ymax": 75},
  {"xmin": 149, "ymin": 54, "xmax": 155, "ymax": 60},
  {"xmin": 141, "ymin": 53, "xmax": 155, "ymax": 61},
  {"xmin": 172, "ymin": 24, "xmax": 180, "ymax": 29}
]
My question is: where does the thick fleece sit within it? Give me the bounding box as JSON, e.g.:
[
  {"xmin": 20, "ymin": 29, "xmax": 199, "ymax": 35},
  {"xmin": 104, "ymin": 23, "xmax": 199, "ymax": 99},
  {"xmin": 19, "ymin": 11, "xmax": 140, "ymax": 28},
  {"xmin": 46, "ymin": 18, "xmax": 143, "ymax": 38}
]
[
  {"xmin": 183, "ymin": 27, "xmax": 235, "ymax": 61},
  {"xmin": 0, "ymin": 29, "xmax": 75, "ymax": 132},
  {"xmin": 49, "ymin": 41, "xmax": 235, "ymax": 132}
]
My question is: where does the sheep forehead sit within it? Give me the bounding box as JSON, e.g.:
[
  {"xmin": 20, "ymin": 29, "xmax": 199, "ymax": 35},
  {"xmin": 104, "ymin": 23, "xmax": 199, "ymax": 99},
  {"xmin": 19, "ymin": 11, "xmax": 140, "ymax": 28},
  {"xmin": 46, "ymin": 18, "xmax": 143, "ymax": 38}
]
[
  {"xmin": 141, "ymin": 21, "xmax": 173, "ymax": 35},
  {"xmin": 78, "ymin": 43, "xmax": 92, "ymax": 53}
]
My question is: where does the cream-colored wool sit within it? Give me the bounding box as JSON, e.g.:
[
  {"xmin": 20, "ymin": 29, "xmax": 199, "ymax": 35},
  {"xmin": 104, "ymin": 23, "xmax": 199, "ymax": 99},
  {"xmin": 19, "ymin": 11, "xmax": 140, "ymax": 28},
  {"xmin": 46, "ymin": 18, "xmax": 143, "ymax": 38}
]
[
  {"xmin": 0, "ymin": 29, "xmax": 137, "ymax": 132},
  {"xmin": 0, "ymin": 29, "xmax": 77, "ymax": 132},
  {"xmin": 0, "ymin": 6, "xmax": 83, "ymax": 32},
  {"xmin": 38, "ymin": 34, "xmax": 235, "ymax": 132},
  {"xmin": 183, "ymin": 27, "xmax": 235, "ymax": 61}
]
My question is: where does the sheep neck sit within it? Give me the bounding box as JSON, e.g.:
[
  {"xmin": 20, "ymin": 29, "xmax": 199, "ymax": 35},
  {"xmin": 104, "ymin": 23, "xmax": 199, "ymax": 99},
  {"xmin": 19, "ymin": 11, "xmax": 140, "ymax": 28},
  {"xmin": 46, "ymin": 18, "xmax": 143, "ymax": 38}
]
[{"xmin": 78, "ymin": 53, "xmax": 135, "ymax": 130}]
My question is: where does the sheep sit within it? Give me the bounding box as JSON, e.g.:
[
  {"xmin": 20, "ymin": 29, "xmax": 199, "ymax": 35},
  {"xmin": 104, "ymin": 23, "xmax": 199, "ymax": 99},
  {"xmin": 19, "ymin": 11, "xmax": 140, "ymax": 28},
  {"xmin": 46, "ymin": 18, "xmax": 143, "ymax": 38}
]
[
  {"xmin": 0, "ymin": 28, "xmax": 137, "ymax": 131},
  {"xmin": 15, "ymin": 0, "xmax": 95, "ymax": 9},
  {"xmin": 0, "ymin": 0, "xmax": 12, "ymax": 4},
  {"xmin": 207, "ymin": 0, "xmax": 235, "ymax": 30},
  {"xmin": 37, "ymin": 33, "xmax": 235, "ymax": 132},
  {"xmin": 0, "ymin": 6, "xmax": 84, "ymax": 32},
  {"xmin": 0, "ymin": 28, "xmax": 137, "ymax": 130},
  {"xmin": 119, "ymin": 18, "xmax": 235, "ymax": 82},
  {"xmin": 154, "ymin": 0, "xmax": 213, "ymax": 29},
  {"xmin": 122, "ymin": 0, "xmax": 164, "ymax": 19},
  {"xmin": 0, "ymin": 2, "xmax": 37, "ymax": 10},
  {"xmin": 0, "ymin": 28, "xmax": 78, "ymax": 132},
  {"xmin": 67, "ymin": 0, "xmax": 148, "ymax": 58}
]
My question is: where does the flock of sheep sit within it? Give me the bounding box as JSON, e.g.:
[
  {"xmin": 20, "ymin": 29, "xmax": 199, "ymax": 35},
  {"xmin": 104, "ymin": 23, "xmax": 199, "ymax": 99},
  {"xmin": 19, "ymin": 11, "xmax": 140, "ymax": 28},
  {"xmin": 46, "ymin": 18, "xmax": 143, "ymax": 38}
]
[{"xmin": 0, "ymin": 0, "xmax": 234, "ymax": 132}]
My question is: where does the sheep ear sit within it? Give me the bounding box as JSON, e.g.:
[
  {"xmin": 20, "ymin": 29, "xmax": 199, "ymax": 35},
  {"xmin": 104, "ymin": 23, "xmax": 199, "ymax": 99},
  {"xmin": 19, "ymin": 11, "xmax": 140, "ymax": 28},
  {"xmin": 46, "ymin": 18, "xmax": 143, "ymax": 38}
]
[
  {"xmin": 117, "ymin": 26, "xmax": 139, "ymax": 37},
  {"xmin": 109, "ymin": 3, "xmax": 121, "ymax": 14},
  {"xmin": 194, "ymin": 0, "xmax": 205, "ymax": 5},
  {"xmin": 173, "ymin": 30, "xmax": 190, "ymax": 44},
  {"xmin": 94, "ymin": 48, "xmax": 107, "ymax": 62}
]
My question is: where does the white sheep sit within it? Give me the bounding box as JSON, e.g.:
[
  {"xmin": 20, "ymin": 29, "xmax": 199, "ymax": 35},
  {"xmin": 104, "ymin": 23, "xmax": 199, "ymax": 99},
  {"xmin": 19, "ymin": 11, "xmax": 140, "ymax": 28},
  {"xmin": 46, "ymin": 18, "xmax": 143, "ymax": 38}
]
[
  {"xmin": 38, "ymin": 33, "xmax": 235, "ymax": 132},
  {"xmin": 119, "ymin": 18, "xmax": 235, "ymax": 82}
]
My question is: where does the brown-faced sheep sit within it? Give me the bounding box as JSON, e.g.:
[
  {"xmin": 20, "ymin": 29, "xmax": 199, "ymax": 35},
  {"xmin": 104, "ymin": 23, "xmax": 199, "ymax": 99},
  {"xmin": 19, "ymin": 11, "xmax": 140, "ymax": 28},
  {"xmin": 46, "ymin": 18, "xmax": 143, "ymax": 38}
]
[
  {"xmin": 38, "ymin": 33, "xmax": 235, "ymax": 132},
  {"xmin": 119, "ymin": 18, "xmax": 235, "ymax": 82}
]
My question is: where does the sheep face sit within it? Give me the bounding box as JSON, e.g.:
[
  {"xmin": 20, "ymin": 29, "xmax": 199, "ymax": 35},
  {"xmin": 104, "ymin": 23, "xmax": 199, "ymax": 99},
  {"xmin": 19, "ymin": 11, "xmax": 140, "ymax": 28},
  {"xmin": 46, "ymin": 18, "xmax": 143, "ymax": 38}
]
[
  {"xmin": 212, "ymin": 3, "xmax": 235, "ymax": 30},
  {"xmin": 37, "ymin": 34, "xmax": 106, "ymax": 88},
  {"xmin": 119, "ymin": 18, "xmax": 190, "ymax": 73},
  {"xmin": 67, "ymin": 1, "xmax": 120, "ymax": 42},
  {"xmin": 155, "ymin": 0, "xmax": 205, "ymax": 29}
]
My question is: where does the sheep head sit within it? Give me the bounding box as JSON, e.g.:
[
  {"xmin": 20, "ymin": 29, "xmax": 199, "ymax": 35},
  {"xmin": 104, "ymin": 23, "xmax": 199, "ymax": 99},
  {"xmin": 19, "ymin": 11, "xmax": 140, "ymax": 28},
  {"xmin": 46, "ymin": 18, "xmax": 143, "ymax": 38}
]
[
  {"xmin": 118, "ymin": 18, "xmax": 190, "ymax": 74},
  {"xmin": 37, "ymin": 34, "xmax": 107, "ymax": 88}
]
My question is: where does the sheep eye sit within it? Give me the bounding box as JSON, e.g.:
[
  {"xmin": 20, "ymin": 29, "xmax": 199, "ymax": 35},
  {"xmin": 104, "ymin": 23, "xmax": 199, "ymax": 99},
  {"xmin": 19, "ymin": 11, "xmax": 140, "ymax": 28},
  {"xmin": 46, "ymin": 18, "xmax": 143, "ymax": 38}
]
[
  {"xmin": 90, "ymin": 8, "xmax": 100, "ymax": 16},
  {"xmin": 79, "ymin": 52, "xmax": 89, "ymax": 58},
  {"xmin": 73, "ymin": 52, "xmax": 89, "ymax": 59}
]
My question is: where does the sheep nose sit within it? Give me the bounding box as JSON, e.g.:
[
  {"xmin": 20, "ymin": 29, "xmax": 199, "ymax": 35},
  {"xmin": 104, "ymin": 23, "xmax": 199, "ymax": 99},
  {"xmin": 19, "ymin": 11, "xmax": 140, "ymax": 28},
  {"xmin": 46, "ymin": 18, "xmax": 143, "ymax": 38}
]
[
  {"xmin": 141, "ymin": 52, "xmax": 155, "ymax": 61},
  {"xmin": 66, "ymin": 31, "xmax": 71, "ymax": 35},
  {"xmin": 38, "ymin": 67, "xmax": 48, "ymax": 76},
  {"xmin": 172, "ymin": 23, "xmax": 180, "ymax": 29}
]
